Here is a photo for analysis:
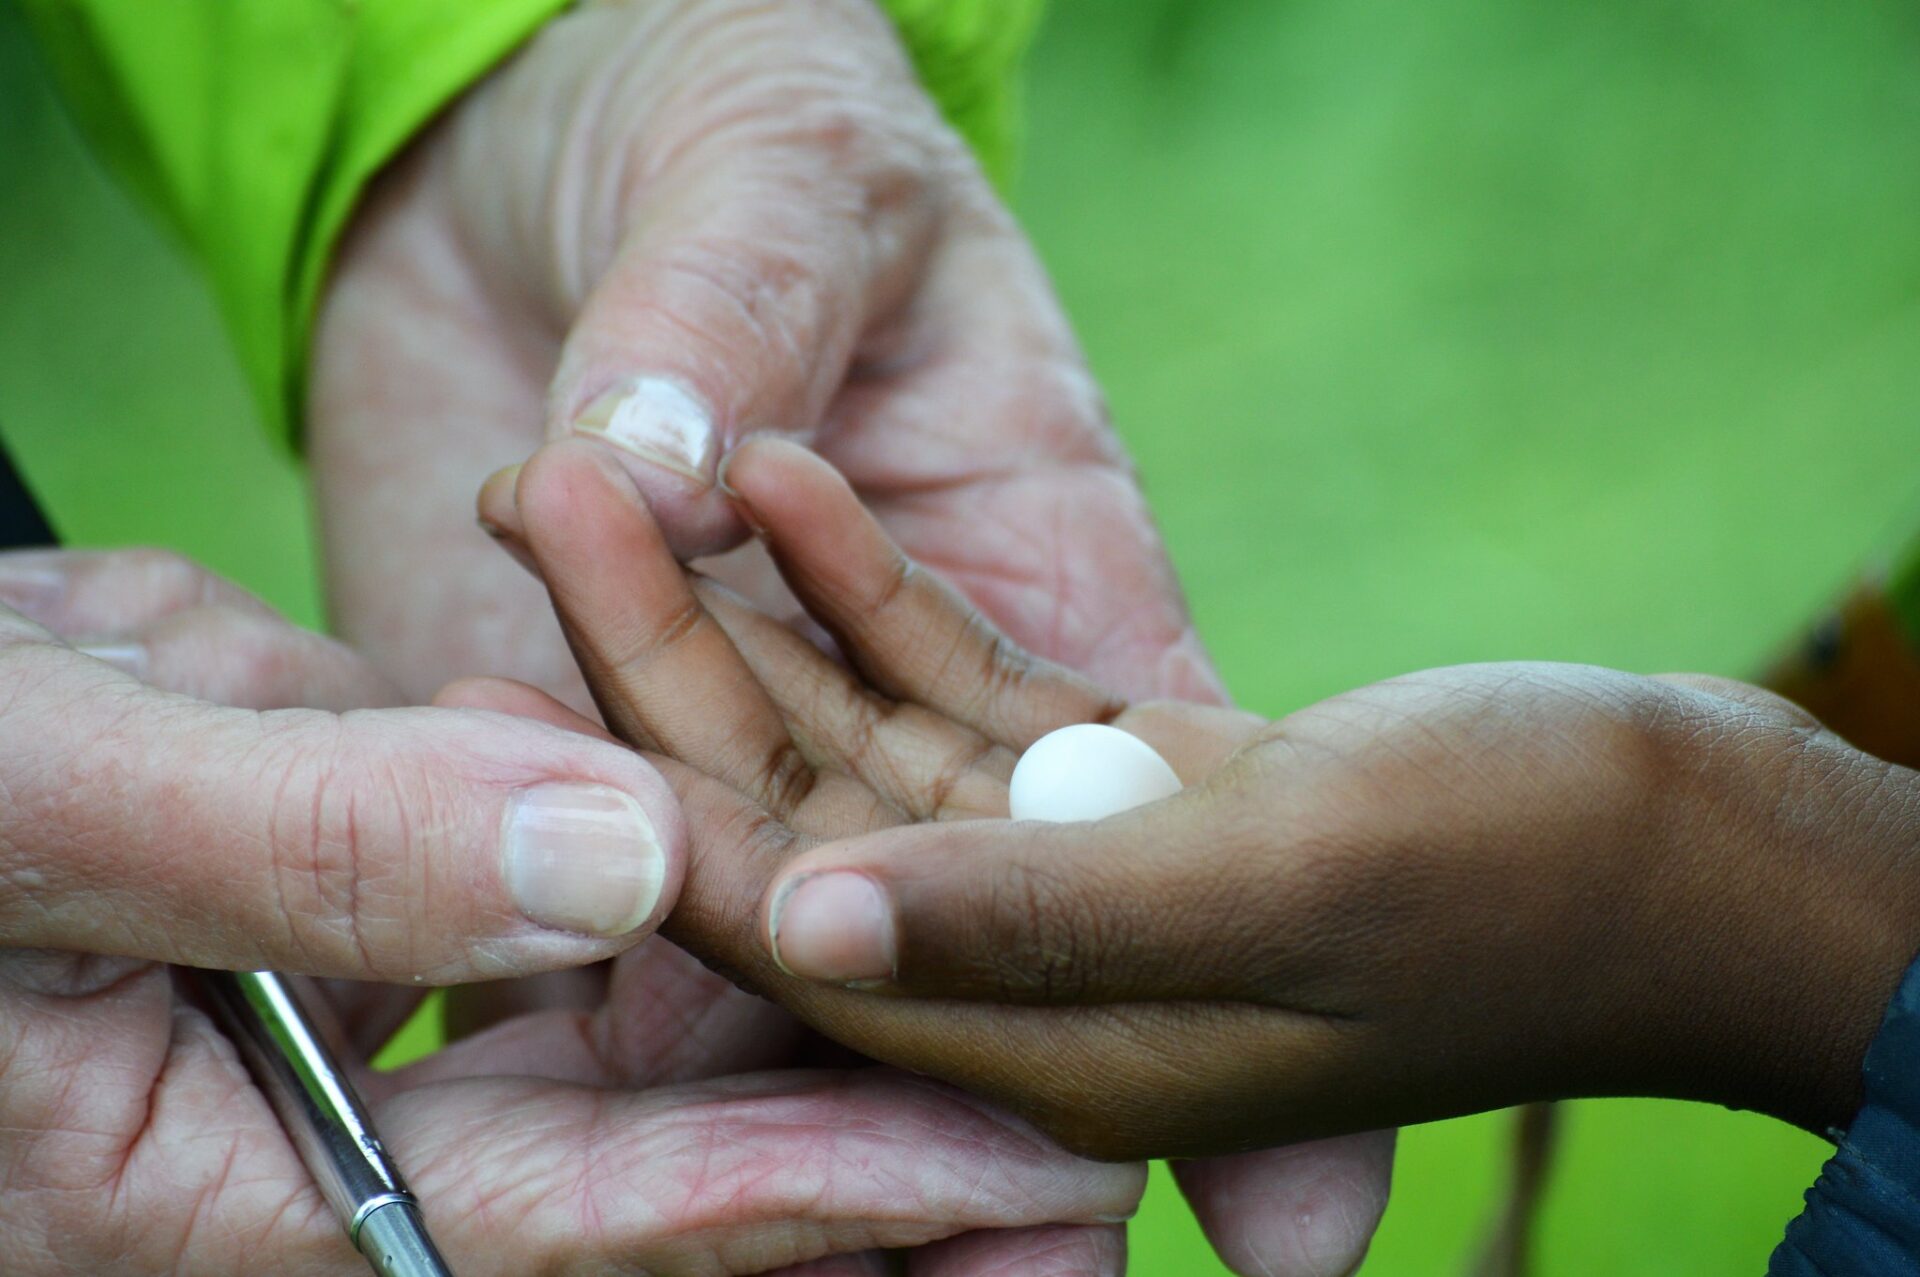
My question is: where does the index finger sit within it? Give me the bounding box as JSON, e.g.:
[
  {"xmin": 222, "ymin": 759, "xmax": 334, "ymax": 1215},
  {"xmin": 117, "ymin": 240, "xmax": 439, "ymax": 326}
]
[{"xmin": 516, "ymin": 438, "xmax": 816, "ymax": 818}]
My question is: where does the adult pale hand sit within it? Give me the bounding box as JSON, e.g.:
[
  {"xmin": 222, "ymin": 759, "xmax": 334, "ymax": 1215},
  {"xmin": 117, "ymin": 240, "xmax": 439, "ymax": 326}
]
[
  {"xmin": 0, "ymin": 548, "xmax": 1140, "ymax": 1274},
  {"xmin": 311, "ymin": 1, "xmax": 1382, "ymax": 1268},
  {"xmin": 0, "ymin": 547, "xmax": 682, "ymax": 981},
  {"xmin": 311, "ymin": 0, "xmax": 1216, "ymax": 711}
]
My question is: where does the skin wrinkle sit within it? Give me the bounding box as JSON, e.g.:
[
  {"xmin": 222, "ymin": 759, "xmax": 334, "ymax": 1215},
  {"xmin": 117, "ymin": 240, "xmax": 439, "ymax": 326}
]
[
  {"xmin": 584, "ymin": 232, "xmax": 795, "ymax": 392},
  {"xmin": 541, "ymin": 12, "xmax": 639, "ymax": 314},
  {"xmin": 898, "ymin": 518, "xmax": 1164, "ymax": 689},
  {"xmin": 594, "ymin": 943, "xmax": 780, "ymax": 1087},
  {"xmin": 838, "ymin": 355, "xmax": 1119, "ymax": 471},
  {"xmin": 375, "ymin": 747, "xmax": 426, "ymax": 980},
  {"xmin": 644, "ymin": 236, "xmax": 846, "ymax": 394},
  {"xmin": 340, "ymin": 751, "xmax": 380, "ymax": 980},
  {"xmin": 434, "ymin": 1098, "xmax": 577, "ymax": 1251},
  {"xmin": 848, "ymin": 451, "xmax": 1127, "ymax": 508},
  {"xmin": 921, "ymin": 731, "xmax": 1002, "ymax": 823},
  {"xmin": 170, "ymin": 1122, "xmax": 247, "ymax": 1274},
  {"xmin": 263, "ymin": 724, "xmax": 333, "ymax": 975},
  {"xmin": 100, "ymin": 1007, "xmax": 196, "ymax": 1254},
  {"xmin": 453, "ymin": 11, "xmax": 639, "ymax": 328},
  {"xmin": 632, "ymin": 35, "xmax": 920, "ymax": 200}
]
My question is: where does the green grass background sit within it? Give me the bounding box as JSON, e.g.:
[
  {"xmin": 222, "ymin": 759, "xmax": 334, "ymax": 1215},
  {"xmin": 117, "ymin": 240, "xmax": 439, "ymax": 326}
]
[{"xmin": 5, "ymin": 0, "xmax": 1919, "ymax": 1270}]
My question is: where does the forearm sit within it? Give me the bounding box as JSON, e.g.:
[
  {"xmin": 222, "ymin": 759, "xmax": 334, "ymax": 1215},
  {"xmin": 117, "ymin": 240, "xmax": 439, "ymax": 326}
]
[{"xmin": 1620, "ymin": 688, "xmax": 1920, "ymax": 1135}]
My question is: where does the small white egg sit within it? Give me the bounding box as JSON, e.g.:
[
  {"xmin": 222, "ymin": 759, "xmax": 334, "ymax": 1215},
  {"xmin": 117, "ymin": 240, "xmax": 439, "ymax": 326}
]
[{"xmin": 1009, "ymin": 723, "xmax": 1183, "ymax": 823}]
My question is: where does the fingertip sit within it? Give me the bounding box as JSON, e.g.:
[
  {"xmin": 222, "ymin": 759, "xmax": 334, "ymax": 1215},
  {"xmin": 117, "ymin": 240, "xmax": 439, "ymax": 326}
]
[
  {"xmin": 525, "ymin": 435, "xmax": 748, "ymax": 561},
  {"xmin": 1178, "ymin": 1134, "xmax": 1395, "ymax": 1277},
  {"xmin": 721, "ymin": 435, "xmax": 849, "ymax": 523},
  {"xmin": 766, "ymin": 869, "xmax": 899, "ymax": 985},
  {"xmin": 517, "ymin": 435, "xmax": 632, "ymax": 512},
  {"xmin": 628, "ymin": 482, "xmax": 749, "ymax": 561},
  {"xmin": 432, "ymin": 675, "xmax": 503, "ymax": 711},
  {"xmin": 432, "ymin": 677, "xmax": 620, "ymax": 743},
  {"xmin": 476, "ymin": 466, "xmax": 538, "ymax": 578},
  {"xmin": 720, "ymin": 438, "xmax": 897, "ymax": 615},
  {"xmin": 515, "ymin": 438, "xmax": 649, "ymax": 570},
  {"xmin": 476, "ymin": 464, "xmax": 524, "ymax": 538}
]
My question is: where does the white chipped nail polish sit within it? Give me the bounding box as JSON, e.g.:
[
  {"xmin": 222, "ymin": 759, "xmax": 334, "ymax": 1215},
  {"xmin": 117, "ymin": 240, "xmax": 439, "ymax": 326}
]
[
  {"xmin": 571, "ymin": 376, "xmax": 718, "ymax": 485},
  {"xmin": 1009, "ymin": 724, "xmax": 1183, "ymax": 823},
  {"xmin": 0, "ymin": 563, "xmax": 67, "ymax": 613},
  {"xmin": 76, "ymin": 641, "xmax": 149, "ymax": 680}
]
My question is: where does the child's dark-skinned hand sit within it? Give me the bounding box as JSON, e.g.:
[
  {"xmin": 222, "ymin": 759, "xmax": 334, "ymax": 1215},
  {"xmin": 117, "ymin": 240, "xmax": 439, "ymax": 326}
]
[{"xmin": 477, "ymin": 436, "xmax": 1920, "ymax": 1163}]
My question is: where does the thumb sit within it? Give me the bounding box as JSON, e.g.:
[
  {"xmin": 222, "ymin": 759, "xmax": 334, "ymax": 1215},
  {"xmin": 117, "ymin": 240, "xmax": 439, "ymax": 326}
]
[
  {"xmin": 542, "ymin": 16, "xmax": 942, "ymax": 559},
  {"xmin": 0, "ymin": 625, "xmax": 684, "ymax": 981},
  {"xmin": 758, "ymin": 786, "xmax": 1280, "ymax": 1003}
]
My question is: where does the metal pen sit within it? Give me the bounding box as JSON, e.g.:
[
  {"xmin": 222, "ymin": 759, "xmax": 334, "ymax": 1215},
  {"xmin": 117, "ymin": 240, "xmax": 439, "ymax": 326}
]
[
  {"xmin": 0, "ymin": 443, "xmax": 452, "ymax": 1277},
  {"xmin": 199, "ymin": 970, "xmax": 456, "ymax": 1277}
]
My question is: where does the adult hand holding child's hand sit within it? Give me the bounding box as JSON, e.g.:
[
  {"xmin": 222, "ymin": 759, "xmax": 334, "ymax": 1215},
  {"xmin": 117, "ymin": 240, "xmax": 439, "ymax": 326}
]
[
  {"xmin": 480, "ymin": 436, "xmax": 1403, "ymax": 1273},
  {"xmin": 316, "ymin": 1, "xmax": 1395, "ymax": 1269},
  {"xmin": 0, "ymin": 548, "xmax": 1136, "ymax": 1274}
]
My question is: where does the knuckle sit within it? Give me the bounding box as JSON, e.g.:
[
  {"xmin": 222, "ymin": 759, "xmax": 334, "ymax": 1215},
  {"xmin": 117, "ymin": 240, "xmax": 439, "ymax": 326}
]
[
  {"xmin": 644, "ymin": 237, "xmax": 836, "ymax": 380},
  {"xmin": 977, "ymin": 857, "xmax": 1114, "ymax": 1001},
  {"xmin": 150, "ymin": 607, "xmax": 278, "ymax": 702},
  {"xmin": 918, "ymin": 730, "xmax": 999, "ymax": 821},
  {"xmin": 161, "ymin": 609, "xmax": 377, "ymax": 712},
  {"xmin": 775, "ymin": 92, "xmax": 941, "ymax": 209},
  {"xmin": 969, "ymin": 631, "xmax": 1033, "ymax": 710},
  {"xmin": 110, "ymin": 547, "xmax": 212, "ymax": 611},
  {"xmin": 589, "ymin": 592, "xmax": 707, "ymax": 677},
  {"xmin": 255, "ymin": 718, "xmax": 412, "ymax": 979},
  {"xmin": 745, "ymin": 740, "xmax": 818, "ymax": 820},
  {"xmin": 1015, "ymin": 360, "xmax": 1117, "ymax": 451}
]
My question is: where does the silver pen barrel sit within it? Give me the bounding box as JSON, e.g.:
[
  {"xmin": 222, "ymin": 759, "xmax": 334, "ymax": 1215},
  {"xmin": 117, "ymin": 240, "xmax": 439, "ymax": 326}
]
[{"xmin": 200, "ymin": 969, "xmax": 455, "ymax": 1277}]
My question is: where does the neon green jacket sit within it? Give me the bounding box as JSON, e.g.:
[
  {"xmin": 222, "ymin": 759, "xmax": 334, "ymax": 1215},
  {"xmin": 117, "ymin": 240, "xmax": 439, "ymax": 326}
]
[{"xmin": 16, "ymin": 0, "xmax": 1041, "ymax": 447}]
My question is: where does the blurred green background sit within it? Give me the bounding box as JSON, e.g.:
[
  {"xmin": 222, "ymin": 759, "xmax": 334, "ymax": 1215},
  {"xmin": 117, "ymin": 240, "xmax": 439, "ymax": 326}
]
[{"xmin": 5, "ymin": 0, "xmax": 1918, "ymax": 1270}]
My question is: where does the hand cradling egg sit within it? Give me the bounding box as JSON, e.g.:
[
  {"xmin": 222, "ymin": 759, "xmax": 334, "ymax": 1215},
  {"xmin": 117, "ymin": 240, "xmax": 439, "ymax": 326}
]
[{"xmin": 1008, "ymin": 722, "xmax": 1183, "ymax": 823}]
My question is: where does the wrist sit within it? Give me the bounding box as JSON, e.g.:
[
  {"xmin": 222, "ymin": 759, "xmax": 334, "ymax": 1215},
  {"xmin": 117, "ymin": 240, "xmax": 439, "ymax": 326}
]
[
  {"xmin": 1786, "ymin": 753, "xmax": 1920, "ymax": 1135},
  {"xmin": 1662, "ymin": 719, "xmax": 1920, "ymax": 1134}
]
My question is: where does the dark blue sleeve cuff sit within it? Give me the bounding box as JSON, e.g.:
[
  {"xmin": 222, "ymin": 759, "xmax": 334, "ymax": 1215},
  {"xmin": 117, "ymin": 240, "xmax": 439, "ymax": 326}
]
[{"xmin": 1771, "ymin": 952, "xmax": 1920, "ymax": 1274}]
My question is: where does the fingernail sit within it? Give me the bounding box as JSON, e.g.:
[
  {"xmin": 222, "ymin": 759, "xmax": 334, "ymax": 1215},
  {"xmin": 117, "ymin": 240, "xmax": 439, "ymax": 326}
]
[
  {"xmin": 713, "ymin": 450, "xmax": 768, "ymax": 536},
  {"xmin": 571, "ymin": 376, "xmax": 718, "ymax": 486},
  {"xmin": 0, "ymin": 563, "xmax": 67, "ymax": 613},
  {"xmin": 475, "ymin": 464, "xmax": 523, "ymax": 535},
  {"xmin": 768, "ymin": 872, "xmax": 897, "ymax": 983},
  {"xmin": 75, "ymin": 641, "xmax": 149, "ymax": 679},
  {"xmin": 503, "ymin": 783, "xmax": 665, "ymax": 937}
]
